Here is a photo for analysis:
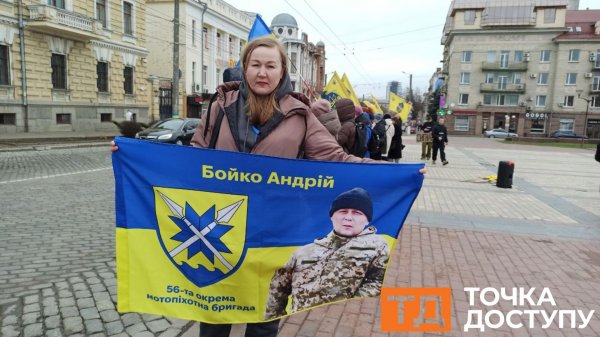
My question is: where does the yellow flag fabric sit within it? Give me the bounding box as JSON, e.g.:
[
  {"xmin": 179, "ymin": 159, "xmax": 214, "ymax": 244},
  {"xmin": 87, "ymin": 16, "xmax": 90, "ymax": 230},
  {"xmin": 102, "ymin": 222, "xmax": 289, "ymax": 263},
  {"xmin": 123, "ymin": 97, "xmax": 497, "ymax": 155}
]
[
  {"xmin": 370, "ymin": 96, "xmax": 384, "ymax": 114},
  {"xmin": 340, "ymin": 74, "xmax": 360, "ymax": 106},
  {"xmin": 389, "ymin": 93, "xmax": 412, "ymax": 122},
  {"xmin": 362, "ymin": 100, "xmax": 378, "ymax": 114}
]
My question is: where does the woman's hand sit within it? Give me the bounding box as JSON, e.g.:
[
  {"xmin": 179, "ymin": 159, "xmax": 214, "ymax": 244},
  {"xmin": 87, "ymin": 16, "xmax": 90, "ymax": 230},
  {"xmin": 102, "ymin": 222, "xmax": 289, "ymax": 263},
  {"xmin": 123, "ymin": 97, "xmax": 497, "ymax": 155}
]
[
  {"xmin": 110, "ymin": 140, "xmax": 119, "ymax": 153},
  {"xmin": 419, "ymin": 168, "xmax": 426, "ymax": 175}
]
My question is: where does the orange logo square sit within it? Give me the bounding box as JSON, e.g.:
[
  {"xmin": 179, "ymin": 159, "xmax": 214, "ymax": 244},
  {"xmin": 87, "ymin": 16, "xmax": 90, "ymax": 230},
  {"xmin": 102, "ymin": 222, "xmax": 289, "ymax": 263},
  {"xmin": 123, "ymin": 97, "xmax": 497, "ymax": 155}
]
[{"xmin": 381, "ymin": 288, "xmax": 451, "ymax": 332}]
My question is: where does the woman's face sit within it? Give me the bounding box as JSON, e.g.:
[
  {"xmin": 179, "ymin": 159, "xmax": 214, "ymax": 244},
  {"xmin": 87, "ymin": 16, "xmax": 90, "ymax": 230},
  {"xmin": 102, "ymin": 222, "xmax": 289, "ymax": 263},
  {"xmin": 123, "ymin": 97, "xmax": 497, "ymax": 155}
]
[{"xmin": 245, "ymin": 46, "xmax": 283, "ymax": 96}]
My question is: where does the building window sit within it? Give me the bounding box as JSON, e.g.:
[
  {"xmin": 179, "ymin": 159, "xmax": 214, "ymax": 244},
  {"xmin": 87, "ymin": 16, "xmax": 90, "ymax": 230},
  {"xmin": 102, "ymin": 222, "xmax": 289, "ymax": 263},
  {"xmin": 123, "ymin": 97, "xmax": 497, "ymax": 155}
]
[
  {"xmin": 563, "ymin": 95, "xmax": 574, "ymax": 107},
  {"xmin": 544, "ymin": 8, "xmax": 556, "ymax": 23},
  {"xmin": 592, "ymin": 96, "xmax": 600, "ymax": 108},
  {"xmin": 565, "ymin": 73, "xmax": 577, "ymax": 85},
  {"xmin": 291, "ymin": 52, "xmax": 297, "ymax": 73},
  {"xmin": 192, "ymin": 20, "xmax": 196, "ymax": 47},
  {"xmin": 123, "ymin": 66, "xmax": 133, "ymax": 94},
  {"xmin": 96, "ymin": 0, "xmax": 106, "ymax": 28},
  {"xmin": 460, "ymin": 72, "xmax": 470, "ymax": 84},
  {"xmin": 100, "ymin": 113, "xmax": 112, "ymax": 122},
  {"xmin": 217, "ymin": 32, "xmax": 222, "ymax": 55},
  {"xmin": 535, "ymin": 95, "xmax": 546, "ymax": 107},
  {"xmin": 464, "ymin": 10, "xmax": 475, "ymax": 25},
  {"xmin": 459, "ymin": 93, "xmax": 469, "ymax": 105},
  {"xmin": 49, "ymin": 0, "xmax": 65, "ymax": 9},
  {"xmin": 537, "ymin": 72, "xmax": 549, "ymax": 85},
  {"xmin": 454, "ymin": 116, "xmax": 469, "ymax": 131},
  {"xmin": 559, "ymin": 118, "xmax": 574, "ymax": 131},
  {"xmin": 540, "ymin": 50, "xmax": 551, "ymax": 62},
  {"xmin": 202, "ymin": 65, "xmax": 207, "ymax": 89},
  {"xmin": 500, "ymin": 50, "xmax": 509, "ymax": 68},
  {"xmin": 203, "ymin": 27, "xmax": 208, "ymax": 49},
  {"xmin": 192, "ymin": 61, "xmax": 196, "ymax": 88},
  {"xmin": 56, "ymin": 113, "xmax": 71, "ymax": 124},
  {"xmin": 97, "ymin": 61, "xmax": 108, "ymax": 92},
  {"xmin": 51, "ymin": 53, "xmax": 67, "ymax": 89},
  {"xmin": 0, "ymin": 45, "xmax": 10, "ymax": 85},
  {"xmin": 123, "ymin": 1, "xmax": 133, "ymax": 35},
  {"xmin": 530, "ymin": 119, "xmax": 545, "ymax": 133},
  {"xmin": 485, "ymin": 73, "xmax": 494, "ymax": 84},
  {"xmin": 486, "ymin": 51, "xmax": 496, "ymax": 63},
  {"xmin": 512, "ymin": 73, "xmax": 522, "ymax": 84},
  {"xmin": 0, "ymin": 113, "xmax": 16, "ymax": 125},
  {"xmin": 592, "ymin": 76, "xmax": 600, "ymax": 91},
  {"xmin": 483, "ymin": 94, "xmax": 519, "ymax": 106},
  {"xmin": 514, "ymin": 50, "xmax": 523, "ymax": 62},
  {"xmin": 568, "ymin": 49, "xmax": 580, "ymax": 62},
  {"xmin": 462, "ymin": 51, "xmax": 472, "ymax": 63}
]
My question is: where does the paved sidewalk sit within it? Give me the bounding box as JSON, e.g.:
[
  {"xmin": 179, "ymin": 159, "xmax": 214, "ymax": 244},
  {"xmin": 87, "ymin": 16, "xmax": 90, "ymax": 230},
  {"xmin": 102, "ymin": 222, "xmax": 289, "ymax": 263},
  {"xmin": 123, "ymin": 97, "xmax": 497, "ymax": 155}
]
[{"xmin": 1, "ymin": 134, "xmax": 599, "ymax": 337}]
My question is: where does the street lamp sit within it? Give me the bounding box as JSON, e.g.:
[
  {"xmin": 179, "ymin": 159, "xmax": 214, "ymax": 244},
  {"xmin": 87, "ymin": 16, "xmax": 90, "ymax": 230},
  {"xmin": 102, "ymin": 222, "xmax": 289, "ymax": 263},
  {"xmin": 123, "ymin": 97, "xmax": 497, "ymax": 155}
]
[
  {"xmin": 400, "ymin": 71, "xmax": 413, "ymax": 102},
  {"xmin": 576, "ymin": 89, "xmax": 591, "ymax": 138}
]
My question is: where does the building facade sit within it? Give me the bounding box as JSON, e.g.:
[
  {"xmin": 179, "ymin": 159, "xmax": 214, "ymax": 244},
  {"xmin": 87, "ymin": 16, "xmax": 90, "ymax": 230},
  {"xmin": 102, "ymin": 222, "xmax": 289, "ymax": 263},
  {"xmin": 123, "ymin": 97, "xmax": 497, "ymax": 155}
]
[
  {"xmin": 438, "ymin": 0, "xmax": 600, "ymax": 138},
  {"xmin": 270, "ymin": 13, "xmax": 325, "ymax": 98},
  {"xmin": 0, "ymin": 0, "xmax": 149, "ymax": 134},
  {"xmin": 146, "ymin": 0, "xmax": 252, "ymax": 119}
]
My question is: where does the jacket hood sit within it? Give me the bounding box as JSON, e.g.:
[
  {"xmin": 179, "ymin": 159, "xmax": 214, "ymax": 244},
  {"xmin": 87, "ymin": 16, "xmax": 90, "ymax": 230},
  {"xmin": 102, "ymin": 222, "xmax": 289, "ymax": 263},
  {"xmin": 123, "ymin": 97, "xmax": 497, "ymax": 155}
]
[{"xmin": 335, "ymin": 98, "xmax": 356, "ymax": 123}]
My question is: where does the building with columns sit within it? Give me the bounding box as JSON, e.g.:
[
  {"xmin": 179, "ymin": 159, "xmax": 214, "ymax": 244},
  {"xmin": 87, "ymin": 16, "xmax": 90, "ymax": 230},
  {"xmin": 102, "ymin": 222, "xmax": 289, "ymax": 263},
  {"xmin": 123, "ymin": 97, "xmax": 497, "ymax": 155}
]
[
  {"xmin": 0, "ymin": 0, "xmax": 149, "ymax": 134},
  {"xmin": 438, "ymin": 0, "xmax": 600, "ymax": 138},
  {"xmin": 146, "ymin": 0, "xmax": 252, "ymax": 119},
  {"xmin": 270, "ymin": 13, "xmax": 326, "ymax": 98}
]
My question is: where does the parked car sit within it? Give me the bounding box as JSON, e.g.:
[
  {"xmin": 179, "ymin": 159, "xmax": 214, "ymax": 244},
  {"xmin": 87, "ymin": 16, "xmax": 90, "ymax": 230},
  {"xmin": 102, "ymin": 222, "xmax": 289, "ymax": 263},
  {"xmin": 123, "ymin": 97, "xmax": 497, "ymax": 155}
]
[
  {"xmin": 483, "ymin": 128, "xmax": 518, "ymax": 139},
  {"xmin": 550, "ymin": 130, "xmax": 587, "ymax": 139},
  {"xmin": 136, "ymin": 118, "xmax": 200, "ymax": 145}
]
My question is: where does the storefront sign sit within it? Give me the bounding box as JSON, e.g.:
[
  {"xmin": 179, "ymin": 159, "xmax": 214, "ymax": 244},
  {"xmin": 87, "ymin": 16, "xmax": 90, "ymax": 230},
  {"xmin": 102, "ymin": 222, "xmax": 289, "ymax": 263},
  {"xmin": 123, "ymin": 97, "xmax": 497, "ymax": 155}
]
[{"xmin": 525, "ymin": 112, "xmax": 547, "ymax": 120}]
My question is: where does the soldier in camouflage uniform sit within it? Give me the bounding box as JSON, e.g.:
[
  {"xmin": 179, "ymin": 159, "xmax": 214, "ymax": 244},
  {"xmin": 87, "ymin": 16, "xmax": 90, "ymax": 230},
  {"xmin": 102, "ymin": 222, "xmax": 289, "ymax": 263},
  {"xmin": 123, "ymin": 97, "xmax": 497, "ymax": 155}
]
[{"xmin": 264, "ymin": 188, "xmax": 390, "ymax": 319}]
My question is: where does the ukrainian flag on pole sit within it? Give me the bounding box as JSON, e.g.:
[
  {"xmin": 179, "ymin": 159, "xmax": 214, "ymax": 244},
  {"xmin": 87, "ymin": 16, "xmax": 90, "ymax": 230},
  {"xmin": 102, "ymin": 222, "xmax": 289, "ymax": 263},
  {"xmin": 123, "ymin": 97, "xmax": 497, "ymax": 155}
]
[
  {"xmin": 248, "ymin": 14, "xmax": 272, "ymax": 41},
  {"xmin": 321, "ymin": 71, "xmax": 348, "ymax": 105}
]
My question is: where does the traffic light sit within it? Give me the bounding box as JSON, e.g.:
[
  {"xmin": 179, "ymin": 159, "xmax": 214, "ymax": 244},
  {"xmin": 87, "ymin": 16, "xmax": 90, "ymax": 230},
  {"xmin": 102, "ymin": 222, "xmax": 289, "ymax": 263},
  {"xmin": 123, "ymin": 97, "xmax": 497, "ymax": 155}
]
[{"xmin": 427, "ymin": 90, "xmax": 440, "ymax": 122}]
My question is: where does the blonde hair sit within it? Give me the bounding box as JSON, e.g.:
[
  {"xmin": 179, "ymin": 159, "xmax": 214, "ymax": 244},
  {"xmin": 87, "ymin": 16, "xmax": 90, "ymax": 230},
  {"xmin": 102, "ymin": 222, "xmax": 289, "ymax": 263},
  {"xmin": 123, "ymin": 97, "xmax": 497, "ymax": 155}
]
[{"xmin": 242, "ymin": 37, "xmax": 288, "ymax": 125}]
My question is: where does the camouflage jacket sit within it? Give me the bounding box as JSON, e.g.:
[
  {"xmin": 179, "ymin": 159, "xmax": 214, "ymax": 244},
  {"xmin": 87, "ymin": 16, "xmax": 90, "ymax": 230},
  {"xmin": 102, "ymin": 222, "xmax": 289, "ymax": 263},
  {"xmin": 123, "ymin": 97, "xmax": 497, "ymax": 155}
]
[{"xmin": 264, "ymin": 226, "xmax": 389, "ymax": 319}]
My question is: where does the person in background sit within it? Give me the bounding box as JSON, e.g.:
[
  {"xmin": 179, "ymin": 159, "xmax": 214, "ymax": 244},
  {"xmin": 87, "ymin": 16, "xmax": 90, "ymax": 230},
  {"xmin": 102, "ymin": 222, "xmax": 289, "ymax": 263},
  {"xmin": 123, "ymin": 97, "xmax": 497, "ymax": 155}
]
[
  {"xmin": 335, "ymin": 98, "xmax": 358, "ymax": 153},
  {"xmin": 420, "ymin": 115, "xmax": 434, "ymax": 161},
  {"xmin": 387, "ymin": 115, "xmax": 404, "ymax": 163},
  {"xmin": 381, "ymin": 114, "xmax": 395, "ymax": 161},
  {"xmin": 431, "ymin": 118, "xmax": 449, "ymax": 165},
  {"xmin": 312, "ymin": 99, "xmax": 341, "ymax": 140}
]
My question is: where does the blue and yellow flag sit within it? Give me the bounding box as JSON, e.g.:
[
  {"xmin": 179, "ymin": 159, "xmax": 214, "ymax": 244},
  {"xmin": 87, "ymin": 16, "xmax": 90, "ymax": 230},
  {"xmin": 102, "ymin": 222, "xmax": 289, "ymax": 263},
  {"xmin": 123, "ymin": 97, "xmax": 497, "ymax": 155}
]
[
  {"xmin": 113, "ymin": 138, "xmax": 423, "ymax": 323},
  {"xmin": 248, "ymin": 14, "xmax": 272, "ymax": 41},
  {"xmin": 321, "ymin": 71, "xmax": 348, "ymax": 105}
]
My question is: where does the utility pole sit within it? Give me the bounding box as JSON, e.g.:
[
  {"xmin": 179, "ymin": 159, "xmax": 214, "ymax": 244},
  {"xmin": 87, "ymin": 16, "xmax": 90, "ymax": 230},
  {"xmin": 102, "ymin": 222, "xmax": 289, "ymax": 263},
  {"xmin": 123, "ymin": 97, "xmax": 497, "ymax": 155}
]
[
  {"xmin": 172, "ymin": 0, "xmax": 180, "ymax": 117},
  {"xmin": 409, "ymin": 73, "xmax": 413, "ymax": 103}
]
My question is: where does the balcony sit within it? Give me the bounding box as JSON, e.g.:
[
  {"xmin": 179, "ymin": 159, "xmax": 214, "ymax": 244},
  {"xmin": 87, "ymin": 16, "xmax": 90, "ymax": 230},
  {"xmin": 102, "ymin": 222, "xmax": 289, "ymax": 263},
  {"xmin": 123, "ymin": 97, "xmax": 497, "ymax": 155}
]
[
  {"xmin": 27, "ymin": 5, "xmax": 106, "ymax": 42},
  {"xmin": 480, "ymin": 83, "xmax": 526, "ymax": 93},
  {"xmin": 481, "ymin": 62, "xmax": 528, "ymax": 71}
]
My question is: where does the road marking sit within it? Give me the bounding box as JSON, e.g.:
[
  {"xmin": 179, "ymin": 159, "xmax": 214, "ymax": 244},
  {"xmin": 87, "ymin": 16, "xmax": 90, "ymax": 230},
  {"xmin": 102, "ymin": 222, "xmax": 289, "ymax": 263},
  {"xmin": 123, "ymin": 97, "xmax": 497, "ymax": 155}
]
[{"xmin": 0, "ymin": 167, "xmax": 111, "ymax": 184}]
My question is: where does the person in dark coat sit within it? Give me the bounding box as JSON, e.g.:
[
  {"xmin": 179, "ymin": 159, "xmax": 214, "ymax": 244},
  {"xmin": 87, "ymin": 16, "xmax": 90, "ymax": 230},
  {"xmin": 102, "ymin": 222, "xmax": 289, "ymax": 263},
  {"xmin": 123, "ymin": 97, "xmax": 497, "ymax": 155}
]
[
  {"xmin": 335, "ymin": 98, "xmax": 357, "ymax": 153},
  {"xmin": 387, "ymin": 115, "xmax": 404, "ymax": 163},
  {"xmin": 431, "ymin": 118, "xmax": 449, "ymax": 165}
]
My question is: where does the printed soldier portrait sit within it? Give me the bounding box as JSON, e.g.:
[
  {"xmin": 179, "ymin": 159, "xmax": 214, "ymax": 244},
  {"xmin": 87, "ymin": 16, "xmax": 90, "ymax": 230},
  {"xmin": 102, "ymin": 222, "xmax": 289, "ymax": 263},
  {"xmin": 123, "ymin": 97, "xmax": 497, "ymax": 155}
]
[{"xmin": 264, "ymin": 187, "xmax": 390, "ymax": 319}]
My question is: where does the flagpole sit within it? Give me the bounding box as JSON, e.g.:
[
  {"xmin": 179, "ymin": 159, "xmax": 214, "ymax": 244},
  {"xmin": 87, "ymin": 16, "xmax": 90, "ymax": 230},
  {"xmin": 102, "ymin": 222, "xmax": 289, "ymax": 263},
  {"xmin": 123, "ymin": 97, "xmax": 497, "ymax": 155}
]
[{"xmin": 288, "ymin": 55, "xmax": 317, "ymax": 100}]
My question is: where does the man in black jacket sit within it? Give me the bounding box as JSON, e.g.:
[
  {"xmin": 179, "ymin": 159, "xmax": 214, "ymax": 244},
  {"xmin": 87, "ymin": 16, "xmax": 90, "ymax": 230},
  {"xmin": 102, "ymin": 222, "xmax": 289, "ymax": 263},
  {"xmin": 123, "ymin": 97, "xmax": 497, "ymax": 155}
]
[{"xmin": 432, "ymin": 118, "xmax": 448, "ymax": 165}]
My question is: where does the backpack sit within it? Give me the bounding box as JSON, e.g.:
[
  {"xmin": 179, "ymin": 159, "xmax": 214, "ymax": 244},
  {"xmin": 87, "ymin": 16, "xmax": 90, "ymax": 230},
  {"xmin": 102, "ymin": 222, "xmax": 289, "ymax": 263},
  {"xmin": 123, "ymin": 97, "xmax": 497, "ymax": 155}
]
[
  {"xmin": 351, "ymin": 121, "xmax": 371, "ymax": 158},
  {"xmin": 370, "ymin": 120, "xmax": 388, "ymax": 155}
]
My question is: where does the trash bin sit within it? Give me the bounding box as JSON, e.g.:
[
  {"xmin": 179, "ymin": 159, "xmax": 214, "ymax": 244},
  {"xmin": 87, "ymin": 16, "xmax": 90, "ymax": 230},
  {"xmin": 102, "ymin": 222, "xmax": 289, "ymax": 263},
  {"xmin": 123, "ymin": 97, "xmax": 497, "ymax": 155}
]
[{"xmin": 497, "ymin": 161, "xmax": 514, "ymax": 188}]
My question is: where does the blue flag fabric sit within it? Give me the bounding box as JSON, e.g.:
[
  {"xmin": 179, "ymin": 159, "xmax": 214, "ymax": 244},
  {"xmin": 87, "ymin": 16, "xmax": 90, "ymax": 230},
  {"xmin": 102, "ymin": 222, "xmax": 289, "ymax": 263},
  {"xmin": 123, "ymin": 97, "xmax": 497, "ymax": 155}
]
[
  {"xmin": 248, "ymin": 14, "xmax": 272, "ymax": 41},
  {"xmin": 113, "ymin": 137, "xmax": 424, "ymax": 323}
]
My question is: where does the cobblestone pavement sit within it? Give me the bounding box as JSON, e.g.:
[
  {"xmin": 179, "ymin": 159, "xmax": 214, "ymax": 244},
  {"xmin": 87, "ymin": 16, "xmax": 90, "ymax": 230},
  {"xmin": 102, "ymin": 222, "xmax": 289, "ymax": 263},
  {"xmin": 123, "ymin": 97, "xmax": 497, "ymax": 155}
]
[{"xmin": 1, "ymin": 137, "xmax": 599, "ymax": 337}]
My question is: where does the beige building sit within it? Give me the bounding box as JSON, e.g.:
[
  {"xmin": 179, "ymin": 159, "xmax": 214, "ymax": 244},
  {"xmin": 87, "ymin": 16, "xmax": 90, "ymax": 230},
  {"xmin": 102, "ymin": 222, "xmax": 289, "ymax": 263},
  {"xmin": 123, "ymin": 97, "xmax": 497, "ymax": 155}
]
[
  {"xmin": 146, "ymin": 0, "xmax": 252, "ymax": 119},
  {"xmin": 438, "ymin": 0, "xmax": 600, "ymax": 138},
  {"xmin": 0, "ymin": 0, "xmax": 150, "ymax": 134},
  {"xmin": 270, "ymin": 13, "xmax": 326, "ymax": 97}
]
